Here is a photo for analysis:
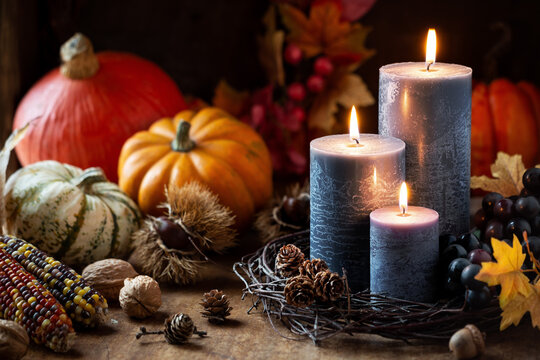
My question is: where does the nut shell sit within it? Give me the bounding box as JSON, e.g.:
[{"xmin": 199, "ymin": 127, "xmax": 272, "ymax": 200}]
[
  {"xmin": 0, "ymin": 319, "xmax": 29, "ymax": 360},
  {"xmin": 449, "ymin": 324, "xmax": 485, "ymax": 359},
  {"xmin": 82, "ymin": 259, "xmax": 138, "ymax": 301},
  {"xmin": 119, "ymin": 275, "xmax": 161, "ymax": 319}
]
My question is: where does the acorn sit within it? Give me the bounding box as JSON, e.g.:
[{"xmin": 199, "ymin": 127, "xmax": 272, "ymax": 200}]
[{"xmin": 449, "ymin": 324, "xmax": 485, "ymax": 359}]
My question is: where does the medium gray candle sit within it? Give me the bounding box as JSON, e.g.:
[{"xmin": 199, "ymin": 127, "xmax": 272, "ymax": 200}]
[
  {"xmin": 310, "ymin": 114, "xmax": 405, "ymax": 291},
  {"xmin": 379, "ymin": 61, "xmax": 472, "ymax": 235},
  {"xmin": 370, "ymin": 184, "xmax": 439, "ymax": 302}
]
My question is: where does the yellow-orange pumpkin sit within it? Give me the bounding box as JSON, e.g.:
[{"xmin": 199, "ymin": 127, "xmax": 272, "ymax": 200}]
[
  {"xmin": 472, "ymin": 79, "xmax": 540, "ymax": 176},
  {"xmin": 118, "ymin": 107, "xmax": 273, "ymax": 228}
]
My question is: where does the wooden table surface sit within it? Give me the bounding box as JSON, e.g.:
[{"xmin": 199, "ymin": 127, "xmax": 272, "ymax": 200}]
[{"xmin": 24, "ymin": 236, "xmax": 540, "ymax": 360}]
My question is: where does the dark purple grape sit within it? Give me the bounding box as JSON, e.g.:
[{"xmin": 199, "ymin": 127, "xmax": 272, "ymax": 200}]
[
  {"xmin": 484, "ymin": 219, "xmax": 505, "ymax": 242},
  {"xmin": 439, "ymin": 234, "xmax": 457, "ymax": 251},
  {"xmin": 481, "ymin": 242, "xmax": 493, "ymax": 255},
  {"xmin": 521, "ymin": 187, "xmax": 535, "ymax": 197},
  {"xmin": 531, "ymin": 216, "xmax": 540, "ymax": 234},
  {"xmin": 441, "ymin": 244, "xmax": 468, "ymax": 268},
  {"xmin": 473, "ymin": 209, "xmax": 488, "ymax": 230},
  {"xmin": 457, "ymin": 233, "xmax": 481, "ymax": 252},
  {"xmin": 509, "ymin": 195, "xmax": 520, "ymax": 202},
  {"xmin": 445, "ymin": 277, "xmax": 465, "ymax": 296},
  {"xmin": 514, "ymin": 196, "xmax": 540, "ymax": 219},
  {"xmin": 506, "ymin": 218, "xmax": 532, "ymax": 241},
  {"xmin": 522, "ymin": 236, "xmax": 540, "ymax": 259},
  {"xmin": 523, "ymin": 168, "xmax": 540, "ymax": 194},
  {"xmin": 493, "ymin": 198, "xmax": 514, "ymax": 222},
  {"xmin": 482, "ymin": 192, "xmax": 504, "ymax": 217},
  {"xmin": 448, "ymin": 258, "xmax": 471, "ymax": 282},
  {"xmin": 466, "ymin": 287, "xmax": 492, "ymax": 309},
  {"xmin": 461, "ymin": 264, "xmax": 486, "ymax": 290},
  {"xmin": 467, "ymin": 249, "xmax": 492, "ymax": 265}
]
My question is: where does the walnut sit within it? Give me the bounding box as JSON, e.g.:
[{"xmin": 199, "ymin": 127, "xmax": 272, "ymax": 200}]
[
  {"xmin": 82, "ymin": 259, "xmax": 138, "ymax": 301},
  {"xmin": 119, "ymin": 275, "xmax": 162, "ymax": 319},
  {"xmin": 0, "ymin": 319, "xmax": 29, "ymax": 360}
]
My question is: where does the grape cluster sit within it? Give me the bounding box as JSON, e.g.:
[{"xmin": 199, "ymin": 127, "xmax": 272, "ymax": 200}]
[
  {"xmin": 474, "ymin": 168, "xmax": 540, "ymax": 262},
  {"xmin": 439, "ymin": 232, "xmax": 493, "ymax": 309},
  {"xmin": 438, "ymin": 168, "xmax": 540, "ymax": 309}
]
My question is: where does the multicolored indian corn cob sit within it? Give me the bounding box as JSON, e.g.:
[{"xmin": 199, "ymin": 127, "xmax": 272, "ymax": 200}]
[
  {"xmin": 0, "ymin": 236, "xmax": 108, "ymax": 327},
  {"xmin": 0, "ymin": 248, "xmax": 75, "ymax": 352}
]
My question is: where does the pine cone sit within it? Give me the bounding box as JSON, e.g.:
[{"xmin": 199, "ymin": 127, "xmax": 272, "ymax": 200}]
[
  {"xmin": 164, "ymin": 313, "xmax": 195, "ymax": 344},
  {"xmin": 284, "ymin": 275, "xmax": 315, "ymax": 308},
  {"xmin": 298, "ymin": 258, "xmax": 328, "ymax": 279},
  {"xmin": 275, "ymin": 244, "xmax": 305, "ymax": 278},
  {"xmin": 314, "ymin": 270, "xmax": 345, "ymax": 302},
  {"xmin": 200, "ymin": 289, "xmax": 233, "ymax": 323}
]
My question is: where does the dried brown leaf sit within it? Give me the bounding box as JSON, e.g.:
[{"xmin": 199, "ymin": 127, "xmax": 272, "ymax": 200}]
[{"xmin": 470, "ymin": 152, "xmax": 526, "ymax": 197}]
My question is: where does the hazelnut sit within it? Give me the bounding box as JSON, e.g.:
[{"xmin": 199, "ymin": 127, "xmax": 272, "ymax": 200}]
[
  {"xmin": 82, "ymin": 259, "xmax": 138, "ymax": 301},
  {"xmin": 0, "ymin": 319, "xmax": 29, "ymax": 360},
  {"xmin": 119, "ymin": 275, "xmax": 161, "ymax": 319},
  {"xmin": 449, "ymin": 324, "xmax": 485, "ymax": 359}
]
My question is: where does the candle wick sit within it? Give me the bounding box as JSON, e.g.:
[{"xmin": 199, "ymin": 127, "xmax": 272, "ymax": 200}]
[
  {"xmin": 426, "ymin": 61, "xmax": 433, "ymax": 71},
  {"xmin": 353, "ymin": 138, "xmax": 359, "ymax": 145}
]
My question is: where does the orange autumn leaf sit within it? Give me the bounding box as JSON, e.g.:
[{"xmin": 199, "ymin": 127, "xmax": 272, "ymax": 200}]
[
  {"xmin": 500, "ymin": 279, "xmax": 540, "ymax": 331},
  {"xmin": 278, "ymin": 2, "xmax": 374, "ymax": 63},
  {"xmin": 475, "ymin": 235, "xmax": 534, "ymax": 308},
  {"xmin": 212, "ymin": 80, "xmax": 250, "ymax": 118},
  {"xmin": 470, "ymin": 152, "xmax": 526, "ymax": 197}
]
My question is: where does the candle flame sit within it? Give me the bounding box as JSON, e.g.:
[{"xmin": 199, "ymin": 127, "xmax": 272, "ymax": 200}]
[
  {"xmin": 426, "ymin": 29, "xmax": 436, "ymax": 70},
  {"xmin": 349, "ymin": 106, "xmax": 360, "ymax": 143},
  {"xmin": 399, "ymin": 182, "xmax": 408, "ymax": 215}
]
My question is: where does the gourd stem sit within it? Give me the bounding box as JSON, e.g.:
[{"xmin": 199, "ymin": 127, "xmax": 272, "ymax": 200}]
[
  {"xmin": 171, "ymin": 121, "xmax": 195, "ymax": 152},
  {"xmin": 60, "ymin": 33, "xmax": 100, "ymax": 79},
  {"xmin": 72, "ymin": 168, "xmax": 107, "ymax": 189}
]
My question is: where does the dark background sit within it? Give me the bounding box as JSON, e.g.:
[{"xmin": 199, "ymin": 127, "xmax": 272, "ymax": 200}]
[{"xmin": 2, "ymin": 0, "xmax": 540, "ymax": 136}]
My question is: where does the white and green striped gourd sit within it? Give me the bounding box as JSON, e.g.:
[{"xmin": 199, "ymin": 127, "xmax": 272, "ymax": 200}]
[{"xmin": 4, "ymin": 160, "xmax": 141, "ymax": 267}]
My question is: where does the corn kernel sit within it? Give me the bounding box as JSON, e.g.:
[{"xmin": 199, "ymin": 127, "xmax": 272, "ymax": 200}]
[
  {"xmin": 73, "ymin": 295, "xmax": 82, "ymax": 304},
  {"xmin": 49, "ymin": 279, "xmax": 57, "ymax": 287},
  {"xmin": 64, "ymin": 279, "xmax": 74, "ymax": 288},
  {"xmin": 41, "ymin": 319, "xmax": 51, "ymax": 329},
  {"xmin": 24, "ymin": 250, "xmax": 31, "ymax": 257},
  {"xmin": 63, "ymin": 287, "xmax": 70, "ymax": 296},
  {"xmin": 65, "ymin": 301, "xmax": 73, "ymax": 309},
  {"xmin": 43, "ymin": 273, "xmax": 51, "ymax": 282},
  {"xmin": 84, "ymin": 303, "xmax": 94, "ymax": 314},
  {"xmin": 91, "ymin": 294, "xmax": 99, "ymax": 302},
  {"xmin": 28, "ymin": 296, "xmax": 37, "ymax": 304},
  {"xmin": 43, "ymin": 264, "xmax": 52, "ymax": 272},
  {"xmin": 59, "ymin": 314, "xmax": 68, "ymax": 322}
]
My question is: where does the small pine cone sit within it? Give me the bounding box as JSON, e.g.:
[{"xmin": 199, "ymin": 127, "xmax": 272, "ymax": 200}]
[
  {"xmin": 275, "ymin": 244, "xmax": 305, "ymax": 278},
  {"xmin": 164, "ymin": 313, "xmax": 195, "ymax": 344},
  {"xmin": 284, "ymin": 275, "xmax": 315, "ymax": 308},
  {"xmin": 298, "ymin": 258, "xmax": 328, "ymax": 279},
  {"xmin": 200, "ymin": 289, "xmax": 233, "ymax": 323},
  {"xmin": 314, "ymin": 270, "xmax": 345, "ymax": 302}
]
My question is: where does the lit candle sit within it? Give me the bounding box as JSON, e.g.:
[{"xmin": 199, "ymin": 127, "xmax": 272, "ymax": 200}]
[
  {"xmin": 370, "ymin": 182, "xmax": 439, "ymax": 302},
  {"xmin": 378, "ymin": 29, "xmax": 472, "ymax": 235},
  {"xmin": 310, "ymin": 107, "xmax": 405, "ymax": 291}
]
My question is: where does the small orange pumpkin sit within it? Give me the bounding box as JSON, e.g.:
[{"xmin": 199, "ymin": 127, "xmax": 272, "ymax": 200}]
[
  {"xmin": 472, "ymin": 79, "xmax": 540, "ymax": 176},
  {"xmin": 118, "ymin": 107, "xmax": 273, "ymax": 228}
]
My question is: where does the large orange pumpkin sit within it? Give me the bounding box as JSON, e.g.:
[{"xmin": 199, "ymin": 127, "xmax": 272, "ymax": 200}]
[
  {"xmin": 118, "ymin": 107, "xmax": 273, "ymax": 228},
  {"xmin": 472, "ymin": 79, "xmax": 540, "ymax": 176},
  {"xmin": 13, "ymin": 33, "xmax": 186, "ymax": 182}
]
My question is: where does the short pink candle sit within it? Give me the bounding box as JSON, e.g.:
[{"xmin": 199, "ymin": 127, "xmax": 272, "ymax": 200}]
[{"xmin": 369, "ymin": 184, "xmax": 439, "ymax": 302}]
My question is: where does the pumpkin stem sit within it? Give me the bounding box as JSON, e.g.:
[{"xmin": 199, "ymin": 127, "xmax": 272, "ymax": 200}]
[
  {"xmin": 72, "ymin": 167, "xmax": 107, "ymax": 189},
  {"xmin": 60, "ymin": 33, "xmax": 100, "ymax": 79},
  {"xmin": 171, "ymin": 121, "xmax": 195, "ymax": 152}
]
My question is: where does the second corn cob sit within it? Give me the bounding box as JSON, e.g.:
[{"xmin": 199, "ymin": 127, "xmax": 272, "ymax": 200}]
[
  {"xmin": 0, "ymin": 248, "xmax": 75, "ymax": 352},
  {"xmin": 0, "ymin": 236, "xmax": 108, "ymax": 327}
]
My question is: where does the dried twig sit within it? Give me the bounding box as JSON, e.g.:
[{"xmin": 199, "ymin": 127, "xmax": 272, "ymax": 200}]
[{"xmin": 233, "ymin": 230, "xmax": 501, "ymax": 344}]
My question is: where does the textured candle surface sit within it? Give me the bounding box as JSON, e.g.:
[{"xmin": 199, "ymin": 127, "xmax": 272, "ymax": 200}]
[
  {"xmin": 310, "ymin": 134, "xmax": 405, "ymax": 291},
  {"xmin": 370, "ymin": 206, "xmax": 439, "ymax": 302},
  {"xmin": 379, "ymin": 62, "xmax": 472, "ymax": 235}
]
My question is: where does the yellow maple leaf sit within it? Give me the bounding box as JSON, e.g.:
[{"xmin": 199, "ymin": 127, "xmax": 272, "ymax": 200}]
[
  {"xmin": 470, "ymin": 152, "xmax": 525, "ymax": 197},
  {"xmin": 475, "ymin": 236, "xmax": 533, "ymax": 308},
  {"xmin": 500, "ymin": 279, "xmax": 540, "ymax": 331},
  {"xmin": 278, "ymin": 2, "xmax": 374, "ymax": 63}
]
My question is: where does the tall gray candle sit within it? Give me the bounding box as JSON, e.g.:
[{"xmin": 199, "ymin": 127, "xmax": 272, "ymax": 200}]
[
  {"xmin": 310, "ymin": 109, "xmax": 405, "ymax": 291},
  {"xmin": 379, "ymin": 60, "xmax": 472, "ymax": 235},
  {"xmin": 370, "ymin": 183, "xmax": 439, "ymax": 302}
]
